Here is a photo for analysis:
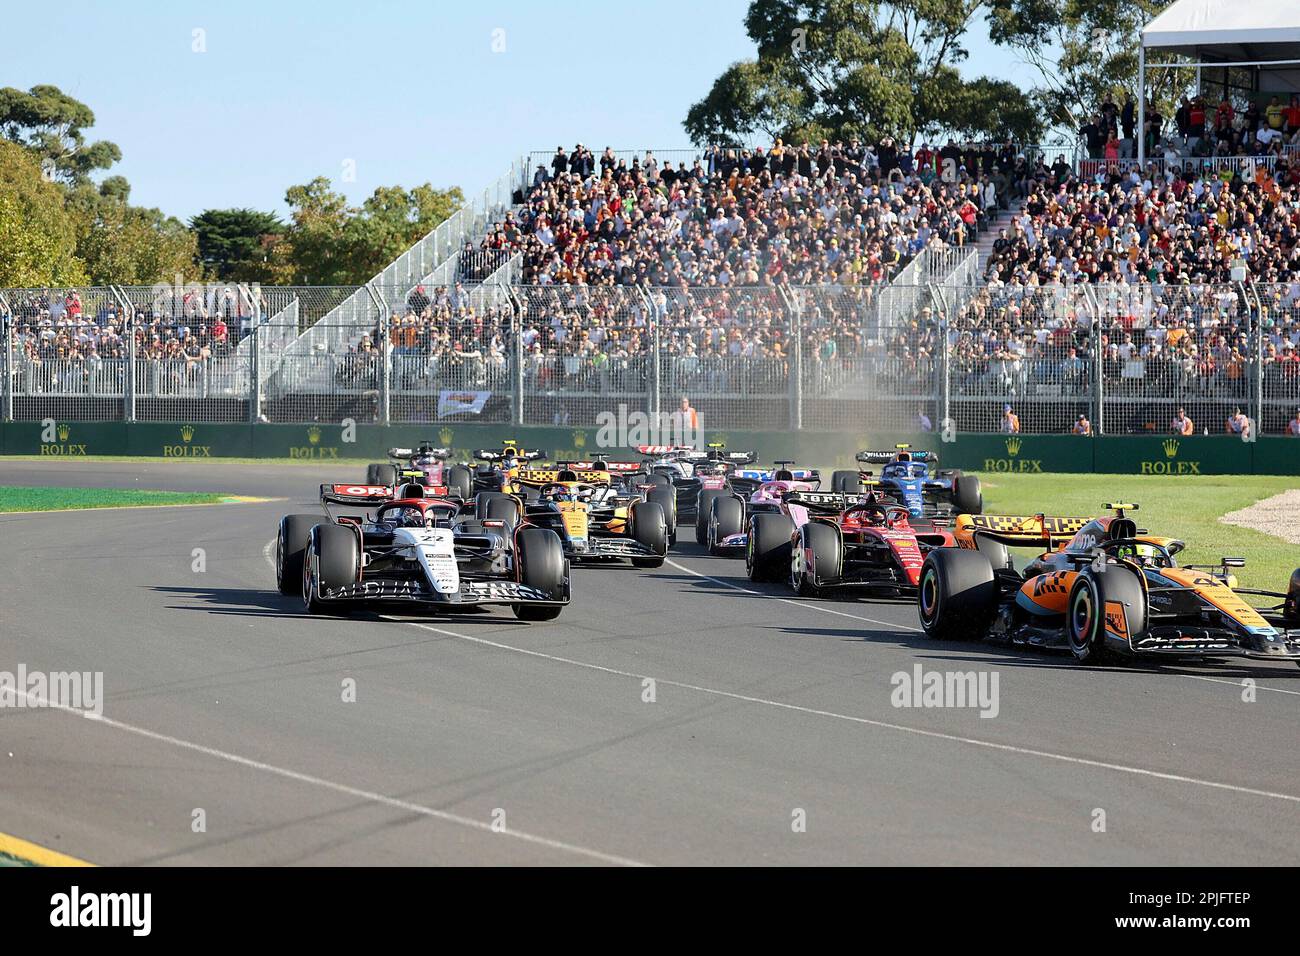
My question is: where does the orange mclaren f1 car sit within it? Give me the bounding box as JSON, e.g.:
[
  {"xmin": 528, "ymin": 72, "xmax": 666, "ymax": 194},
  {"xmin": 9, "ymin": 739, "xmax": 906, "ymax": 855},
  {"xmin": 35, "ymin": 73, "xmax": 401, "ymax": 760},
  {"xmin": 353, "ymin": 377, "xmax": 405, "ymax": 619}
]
[{"xmin": 917, "ymin": 504, "xmax": 1300, "ymax": 665}]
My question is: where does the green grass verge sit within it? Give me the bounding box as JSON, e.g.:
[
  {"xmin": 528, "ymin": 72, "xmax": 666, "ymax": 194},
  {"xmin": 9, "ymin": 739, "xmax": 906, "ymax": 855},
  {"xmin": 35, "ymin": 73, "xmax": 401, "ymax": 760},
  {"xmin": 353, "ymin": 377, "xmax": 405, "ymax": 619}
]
[
  {"xmin": 976, "ymin": 473, "xmax": 1299, "ymax": 591},
  {"xmin": 0, "ymin": 486, "xmax": 235, "ymax": 512}
]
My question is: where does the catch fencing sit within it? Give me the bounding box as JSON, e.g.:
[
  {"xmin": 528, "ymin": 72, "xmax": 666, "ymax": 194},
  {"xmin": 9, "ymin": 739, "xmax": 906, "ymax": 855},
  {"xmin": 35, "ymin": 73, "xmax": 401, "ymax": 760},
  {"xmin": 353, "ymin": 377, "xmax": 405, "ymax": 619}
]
[{"xmin": 3, "ymin": 280, "xmax": 1299, "ymax": 435}]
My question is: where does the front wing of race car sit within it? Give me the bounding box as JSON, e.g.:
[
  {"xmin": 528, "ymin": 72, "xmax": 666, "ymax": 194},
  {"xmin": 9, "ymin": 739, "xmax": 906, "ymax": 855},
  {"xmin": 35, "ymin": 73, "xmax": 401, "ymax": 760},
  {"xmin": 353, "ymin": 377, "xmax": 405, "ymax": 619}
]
[
  {"xmin": 318, "ymin": 576, "xmax": 568, "ymax": 607},
  {"xmin": 565, "ymin": 536, "xmax": 661, "ymax": 561}
]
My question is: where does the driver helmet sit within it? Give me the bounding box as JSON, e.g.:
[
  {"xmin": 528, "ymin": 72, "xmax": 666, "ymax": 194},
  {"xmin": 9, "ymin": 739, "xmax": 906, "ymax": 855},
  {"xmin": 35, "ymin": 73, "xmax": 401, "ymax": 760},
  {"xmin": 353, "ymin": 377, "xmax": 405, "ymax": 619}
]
[
  {"xmin": 398, "ymin": 505, "xmax": 426, "ymax": 527},
  {"xmin": 1116, "ymin": 542, "xmax": 1161, "ymax": 567}
]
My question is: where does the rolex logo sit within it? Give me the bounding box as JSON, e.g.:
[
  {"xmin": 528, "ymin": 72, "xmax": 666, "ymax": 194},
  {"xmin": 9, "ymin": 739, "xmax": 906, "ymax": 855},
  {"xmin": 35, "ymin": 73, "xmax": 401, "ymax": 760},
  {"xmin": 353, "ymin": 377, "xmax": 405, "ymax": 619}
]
[
  {"xmin": 307, "ymin": 426, "xmax": 322, "ymax": 446},
  {"xmin": 180, "ymin": 424, "xmax": 195, "ymax": 443},
  {"xmin": 573, "ymin": 430, "xmax": 586, "ymax": 449},
  {"xmin": 1005, "ymin": 437, "xmax": 1021, "ymax": 456},
  {"xmin": 57, "ymin": 423, "xmax": 70, "ymax": 441},
  {"xmin": 1162, "ymin": 438, "xmax": 1179, "ymax": 458},
  {"xmin": 439, "ymin": 427, "xmax": 454, "ymax": 445}
]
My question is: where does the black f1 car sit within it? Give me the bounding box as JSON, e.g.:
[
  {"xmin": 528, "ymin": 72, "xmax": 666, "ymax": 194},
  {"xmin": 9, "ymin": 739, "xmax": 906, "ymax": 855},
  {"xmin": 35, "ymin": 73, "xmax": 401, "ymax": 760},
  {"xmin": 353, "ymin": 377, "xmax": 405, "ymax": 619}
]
[
  {"xmin": 275, "ymin": 482, "xmax": 570, "ymax": 621},
  {"xmin": 365, "ymin": 442, "xmax": 473, "ymax": 499}
]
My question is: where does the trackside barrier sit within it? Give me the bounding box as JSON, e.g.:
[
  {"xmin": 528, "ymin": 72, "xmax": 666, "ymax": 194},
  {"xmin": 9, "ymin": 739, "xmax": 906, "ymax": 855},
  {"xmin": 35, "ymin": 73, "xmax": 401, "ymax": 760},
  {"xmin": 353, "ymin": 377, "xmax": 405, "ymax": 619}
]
[{"xmin": 1, "ymin": 423, "xmax": 1296, "ymax": 474}]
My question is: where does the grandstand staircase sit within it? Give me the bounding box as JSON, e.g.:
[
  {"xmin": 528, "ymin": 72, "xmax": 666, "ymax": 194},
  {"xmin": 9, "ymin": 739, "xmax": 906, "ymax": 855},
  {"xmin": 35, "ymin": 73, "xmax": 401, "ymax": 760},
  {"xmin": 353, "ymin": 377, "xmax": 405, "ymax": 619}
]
[
  {"xmin": 973, "ymin": 199, "xmax": 1023, "ymax": 273},
  {"xmin": 248, "ymin": 161, "xmax": 529, "ymax": 394}
]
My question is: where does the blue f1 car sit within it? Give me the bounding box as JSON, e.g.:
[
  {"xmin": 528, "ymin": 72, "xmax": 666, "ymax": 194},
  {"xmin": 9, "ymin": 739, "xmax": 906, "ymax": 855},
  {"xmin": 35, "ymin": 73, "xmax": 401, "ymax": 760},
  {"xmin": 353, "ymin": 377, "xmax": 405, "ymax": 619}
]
[{"xmin": 831, "ymin": 445, "xmax": 982, "ymax": 519}]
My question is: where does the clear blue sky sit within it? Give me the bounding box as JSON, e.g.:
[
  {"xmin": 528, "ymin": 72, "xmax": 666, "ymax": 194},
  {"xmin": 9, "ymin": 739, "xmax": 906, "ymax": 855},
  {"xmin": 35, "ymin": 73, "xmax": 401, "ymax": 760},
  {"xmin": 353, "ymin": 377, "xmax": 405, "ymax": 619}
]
[{"xmin": 5, "ymin": 0, "xmax": 1037, "ymax": 222}]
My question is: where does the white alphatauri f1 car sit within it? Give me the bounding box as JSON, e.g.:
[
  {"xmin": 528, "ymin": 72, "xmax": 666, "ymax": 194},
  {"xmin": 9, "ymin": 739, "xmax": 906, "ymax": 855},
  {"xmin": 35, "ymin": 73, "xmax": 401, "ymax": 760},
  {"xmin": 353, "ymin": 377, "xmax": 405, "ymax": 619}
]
[{"xmin": 275, "ymin": 482, "xmax": 571, "ymax": 621}]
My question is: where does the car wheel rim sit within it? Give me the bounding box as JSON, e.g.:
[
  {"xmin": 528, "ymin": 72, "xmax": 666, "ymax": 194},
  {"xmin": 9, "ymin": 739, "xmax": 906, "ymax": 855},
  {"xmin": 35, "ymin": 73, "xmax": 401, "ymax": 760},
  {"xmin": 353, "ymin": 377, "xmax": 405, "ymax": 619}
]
[
  {"xmin": 920, "ymin": 568, "xmax": 938, "ymax": 622},
  {"xmin": 1072, "ymin": 586, "xmax": 1093, "ymax": 647},
  {"xmin": 790, "ymin": 541, "xmax": 803, "ymax": 588}
]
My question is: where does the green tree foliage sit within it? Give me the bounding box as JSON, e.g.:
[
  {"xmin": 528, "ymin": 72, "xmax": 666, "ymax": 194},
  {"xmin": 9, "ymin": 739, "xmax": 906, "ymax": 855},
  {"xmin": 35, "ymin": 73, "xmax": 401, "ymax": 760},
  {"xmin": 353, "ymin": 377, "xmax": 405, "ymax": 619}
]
[
  {"xmin": 74, "ymin": 198, "xmax": 199, "ymax": 285},
  {"xmin": 275, "ymin": 178, "xmax": 465, "ymax": 285},
  {"xmin": 685, "ymin": 0, "xmax": 1044, "ymax": 146},
  {"xmin": 0, "ymin": 85, "xmax": 122, "ymax": 188},
  {"xmin": 985, "ymin": 0, "xmax": 1180, "ymax": 132},
  {"xmin": 0, "ymin": 141, "xmax": 87, "ymax": 286},
  {"xmin": 190, "ymin": 208, "xmax": 287, "ymax": 282}
]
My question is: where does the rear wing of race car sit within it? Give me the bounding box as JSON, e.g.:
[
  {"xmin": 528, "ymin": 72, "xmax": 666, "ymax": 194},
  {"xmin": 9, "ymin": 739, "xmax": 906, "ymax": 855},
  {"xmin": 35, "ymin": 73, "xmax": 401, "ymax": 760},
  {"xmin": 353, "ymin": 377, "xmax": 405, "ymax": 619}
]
[
  {"xmin": 735, "ymin": 467, "xmax": 820, "ymax": 482},
  {"xmin": 565, "ymin": 460, "xmax": 644, "ymax": 473},
  {"xmin": 636, "ymin": 445, "xmax": 695, "ymax": 457},
  {"xmin": 474, "ymin": 448, "xmax": 545, "ymax": 462},
  {"xmin": 856, "ymin": 447, "xmax": 937, "ymax": 464},
  {"xmin": 955, "ymin": 513, "xmax": 1090, "ymax": 547},
  {"xmin": 388, "ymin": 446, "xmax": 449, "ymax": 460},
  {"xmin": 319, "ymin": 484, "xmax": 397, "ymax": 506},
  {"xmin": 783, "ymin": 491, "xmax": 868, "ymax": 512},
  {"xmin": 514, "ymin": 468, "xmax": 612, "ymax": 486}
]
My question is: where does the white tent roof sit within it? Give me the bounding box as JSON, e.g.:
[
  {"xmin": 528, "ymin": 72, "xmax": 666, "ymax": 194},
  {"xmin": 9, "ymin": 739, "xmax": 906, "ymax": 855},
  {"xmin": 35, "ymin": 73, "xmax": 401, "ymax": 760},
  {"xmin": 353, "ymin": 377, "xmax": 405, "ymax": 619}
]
[{"xmin": 1143, "ymin": 0, "xmax": 1300, "ymax": 55}]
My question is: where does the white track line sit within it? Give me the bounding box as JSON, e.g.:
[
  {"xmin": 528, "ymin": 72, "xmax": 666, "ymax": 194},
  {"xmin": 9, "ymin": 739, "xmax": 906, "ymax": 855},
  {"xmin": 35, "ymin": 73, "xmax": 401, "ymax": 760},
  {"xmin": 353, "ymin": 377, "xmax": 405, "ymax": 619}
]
[
  {"xmin": 17, "ymin": 688, "xmax": 647, "ymax": 867},
  {"xmin": 398, "ymin": 620, "xmax": 1300, "ymax": 805},
  {"xmin": 665, "ymin": 557, "xmax": 924, "ymax": 631},
  {"xmin": 667, "ymin": 556, "xmax": 1300, "ymax": 697}
]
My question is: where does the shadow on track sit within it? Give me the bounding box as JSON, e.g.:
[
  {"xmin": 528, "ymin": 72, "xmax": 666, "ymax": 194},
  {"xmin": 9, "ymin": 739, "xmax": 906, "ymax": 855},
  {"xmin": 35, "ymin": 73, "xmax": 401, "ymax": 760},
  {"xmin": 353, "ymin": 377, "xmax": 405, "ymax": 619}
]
[{"xmin": 147, "ymin": 584, "xmax": 531, "ymax": 627}]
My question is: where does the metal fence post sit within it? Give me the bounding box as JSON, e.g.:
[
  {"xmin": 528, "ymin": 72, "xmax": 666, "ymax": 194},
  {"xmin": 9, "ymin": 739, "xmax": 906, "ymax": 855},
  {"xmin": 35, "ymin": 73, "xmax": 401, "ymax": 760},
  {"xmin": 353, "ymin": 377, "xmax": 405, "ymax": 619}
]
[
  {"xmin": 637, "ymin": 284, "xmax": 660, "ymax": 423},
  {"xmin": 1084, "ymin": 285, "xmax": 1102, "ymax": 435},
  {"xmin": 507, "ymin": 284, "xmax": 524, "ymax": 426},
  {"xmin": 929, "ymin": 283, "xmax": 950, "ymax": 435},
  {"xmin": 364, "ymin": 283, "xmax": 390, "ymax": 425},
  {"xmin": 1, "ymin": 295, "xmax": 12, "ymax": 422},
  {"xmin": 1243, "ymin": 281, "xmax": 1264, "ymax": 435},
  {"xmin": 113, "ymin": 285, "xmax": 136, "ymax": 422},
  {"xmin": 778, "ymin": 285, "xmax": 802, "ymax": 429},
  {"xmin": 249, "ymin": 292, "xmax": 262, "ymax": 424}
]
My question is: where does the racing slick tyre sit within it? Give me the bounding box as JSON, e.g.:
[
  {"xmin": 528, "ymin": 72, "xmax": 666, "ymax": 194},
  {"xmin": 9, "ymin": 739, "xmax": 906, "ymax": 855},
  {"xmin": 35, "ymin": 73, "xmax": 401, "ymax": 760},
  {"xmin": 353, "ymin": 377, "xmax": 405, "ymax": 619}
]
[
  {"xmin": 303, "ymin": 524, "xmax": 360, "ymax": 615},
  {"xmin": 646, "ymin": 485, "xmax": 677, "ymax": 544},
  {"xmin": 513, "ymin": 528, "xmax": 565, "ymax": 621},
  {"xmin": 747, "ymin": 512, "xmax": 795, "ymax": 582},
  {"xmin": 642, "ymin": 473, "xmax": 671, "ymax": 488},
  {"xmin": 1067, "ymin": 566, "xmax": 1145, "ymax": 665},
  {"xmin": 446, "ymin": 464, "xmax": 473, "ymax": 501},
  {"xmin": 952, "ymin": 474, "xmax": 983, "ymax": 515},
  {"xmin": 918, "ymin": 548, "xmax": 996, "ymax": 640},
  {"xmin": 791, "ymin": 520, "xmax": 841, "ymax": 595},
  {"xmin": 365, "ymin": 464, "xmax": 382, "ymax": 484},
  {"xmin": 629, "ymin": 501, "xmax": 668, "ymax": 568},
  {"xmin": 277, "ymin": 514, "xmax": 319, "ymax": 596},
  {"xmin": 371, "ymin": 463, "xmax": 398, "ymax": 488},
  {"xmin": 709, "ymin": 495, "xmax": 745, "ymax": 556},
  {"xmin": 476, "ymin": 492, "xmax": 521, "ymax": 533},
  {"xmin": 696, "ymin": 490, "xmax": 723, "ymax": 545},
  {"xmin": 738, "ymin": 515, "xmax": 785, "ymax": 582},
  {"xmin": 831, "ymin": 470, "xmax": 862, "ymax": 494}
]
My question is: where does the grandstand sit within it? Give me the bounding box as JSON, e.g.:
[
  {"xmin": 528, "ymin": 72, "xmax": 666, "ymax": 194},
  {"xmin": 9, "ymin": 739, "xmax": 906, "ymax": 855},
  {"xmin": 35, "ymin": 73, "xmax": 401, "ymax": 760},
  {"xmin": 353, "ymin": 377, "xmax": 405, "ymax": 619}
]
[{"xmin": 3, "ymin": 123, "xmax": 1300, "ymax": 434}]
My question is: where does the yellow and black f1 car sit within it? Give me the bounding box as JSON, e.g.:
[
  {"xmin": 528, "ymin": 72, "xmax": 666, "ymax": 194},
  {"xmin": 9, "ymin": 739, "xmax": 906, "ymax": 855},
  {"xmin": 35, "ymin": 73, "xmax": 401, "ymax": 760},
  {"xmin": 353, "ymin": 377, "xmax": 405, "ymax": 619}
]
[
  {"xmin": 497, "ymin": 464, "xmax": 672, "ymax": 568},
  {"xmin": 918, "ymin": 503, "xmax": 1300, "ymax": 665}
]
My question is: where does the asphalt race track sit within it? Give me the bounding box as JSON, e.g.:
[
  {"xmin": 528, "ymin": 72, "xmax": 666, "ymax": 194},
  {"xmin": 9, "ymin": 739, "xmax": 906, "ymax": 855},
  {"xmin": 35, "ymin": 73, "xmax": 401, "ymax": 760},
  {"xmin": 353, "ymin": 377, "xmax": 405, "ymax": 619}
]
[{"xmin": 1, "ymin": 460, "xmax": 1297, "ymax": 866}]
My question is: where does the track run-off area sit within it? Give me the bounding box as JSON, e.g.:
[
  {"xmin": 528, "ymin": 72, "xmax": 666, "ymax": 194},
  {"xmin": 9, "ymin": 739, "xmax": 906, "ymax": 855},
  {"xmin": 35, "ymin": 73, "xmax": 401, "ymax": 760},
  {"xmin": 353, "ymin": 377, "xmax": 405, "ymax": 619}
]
[{"xmin": 0, "ymin": 460, "xmax": 1296, "ymax": 865}]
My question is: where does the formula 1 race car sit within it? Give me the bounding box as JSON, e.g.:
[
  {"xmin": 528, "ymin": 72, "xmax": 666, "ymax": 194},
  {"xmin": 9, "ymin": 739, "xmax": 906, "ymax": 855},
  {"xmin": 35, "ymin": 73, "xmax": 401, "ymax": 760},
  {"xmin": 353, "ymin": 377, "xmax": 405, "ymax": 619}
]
[
  {"xmin": 704, "ymin": 462, "xmax": 821, "ymax": 555},
  {"xmin": 469, "ymin": 440, "xmax": 546, "ymax": 495},
  {"xmin": 509, "ymin": 464, "xmax": 672, "ymax": 567},
  {"xmin": 746, "ymin": 489, "xmax": 956, "ymax": 596},
  {"xmin": 365, "ymin": 442, "xmax": 473, "ymax": 499},
  {"xmin": 917, "ymin": 503, "xmax": 1300, "ymax": 665},
  {"xmin": 630, "ymin": 444, "xmax": 758, "ymax": 539},
  {"xmin": 274, "ymin": 482, "xmax": 570, "ymax": 621},
  {"xmin": 835, "ymin": 445, "xmax": 981, "ymax": 519}
]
